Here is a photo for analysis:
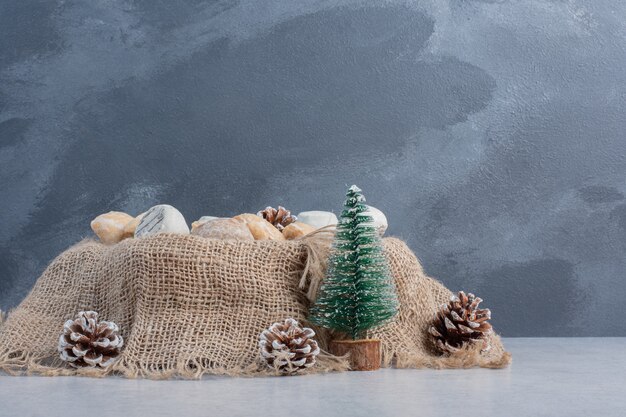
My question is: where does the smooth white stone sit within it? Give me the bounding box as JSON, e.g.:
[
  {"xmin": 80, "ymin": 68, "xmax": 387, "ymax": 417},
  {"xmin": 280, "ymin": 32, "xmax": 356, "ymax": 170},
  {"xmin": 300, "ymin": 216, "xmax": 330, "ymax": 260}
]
[
  {"xmin": 135, "ymin": 204, "xmax": 190, "ymax": 237},
  {"xmin": 296, "ymin": 211, "xmax": 338, "ymax": 229},
  {"xmin": 362, "ymin": 205, "xmax": 388, "ymax": 236}
]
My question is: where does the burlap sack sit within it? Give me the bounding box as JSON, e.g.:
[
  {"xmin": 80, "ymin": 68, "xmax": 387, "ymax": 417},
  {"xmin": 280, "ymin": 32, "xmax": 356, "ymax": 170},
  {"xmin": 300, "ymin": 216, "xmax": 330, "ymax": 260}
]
[{"xmin": 0, "ymin": 233, "xmax": 510, "ymax": 378}]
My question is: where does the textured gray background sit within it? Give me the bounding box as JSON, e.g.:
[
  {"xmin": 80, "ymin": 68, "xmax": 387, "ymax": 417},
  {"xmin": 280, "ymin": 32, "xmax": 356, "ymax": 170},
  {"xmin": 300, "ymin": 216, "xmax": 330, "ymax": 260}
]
[{"xmin": 1, "ymin": 0, "xmax": 625, "ymax": 336}]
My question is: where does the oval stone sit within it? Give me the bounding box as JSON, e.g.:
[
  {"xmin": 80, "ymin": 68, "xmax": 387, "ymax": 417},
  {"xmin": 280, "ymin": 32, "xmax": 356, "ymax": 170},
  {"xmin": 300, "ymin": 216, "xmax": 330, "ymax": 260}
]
[{"xmin": 135, "ymin": 205, "xmax": 190, "ymax": 237}]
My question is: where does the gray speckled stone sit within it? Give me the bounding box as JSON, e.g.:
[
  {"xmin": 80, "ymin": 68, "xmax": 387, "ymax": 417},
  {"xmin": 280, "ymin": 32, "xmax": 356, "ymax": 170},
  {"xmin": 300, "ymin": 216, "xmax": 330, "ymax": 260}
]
[{"xmin": 191, "ymin": 218, "xmax": 253, "ymax": 240}]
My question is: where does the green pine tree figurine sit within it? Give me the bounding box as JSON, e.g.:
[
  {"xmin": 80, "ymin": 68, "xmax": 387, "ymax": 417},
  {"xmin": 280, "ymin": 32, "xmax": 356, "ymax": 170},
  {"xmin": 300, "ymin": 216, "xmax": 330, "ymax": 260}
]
[{"xmin": 309, "ymin": 185, "xmax": 398, "ymax": 340}]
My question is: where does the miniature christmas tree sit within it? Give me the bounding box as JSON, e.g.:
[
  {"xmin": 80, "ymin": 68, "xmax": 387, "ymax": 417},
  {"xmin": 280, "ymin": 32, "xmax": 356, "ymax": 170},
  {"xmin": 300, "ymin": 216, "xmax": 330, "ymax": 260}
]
[{"xmin": 309, "ymin": 185, "xmax": 398, "ymax": 340}]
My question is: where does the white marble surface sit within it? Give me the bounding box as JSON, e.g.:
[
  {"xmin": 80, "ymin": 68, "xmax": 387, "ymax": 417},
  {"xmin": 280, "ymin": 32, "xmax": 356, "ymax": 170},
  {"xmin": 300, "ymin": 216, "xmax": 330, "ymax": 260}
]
[{"xmin": 1, "ymin": 338, "xmax": 624, "ymax": 417}]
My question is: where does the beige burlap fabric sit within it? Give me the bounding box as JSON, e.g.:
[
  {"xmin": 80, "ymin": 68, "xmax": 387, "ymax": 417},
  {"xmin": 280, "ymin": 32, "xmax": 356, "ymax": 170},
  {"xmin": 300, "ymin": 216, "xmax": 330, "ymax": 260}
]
[{"xmin": 0, "ymin": 233, "xmax": 510, "ymax": 378}]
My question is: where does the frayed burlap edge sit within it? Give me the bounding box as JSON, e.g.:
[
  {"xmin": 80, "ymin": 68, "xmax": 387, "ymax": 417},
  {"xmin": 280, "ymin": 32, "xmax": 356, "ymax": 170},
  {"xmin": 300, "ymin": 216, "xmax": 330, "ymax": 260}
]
[
  {"xmin": 0, "ymin": 349, "xmax": 349, "ymax": 379},
  {"xmin": 392, "ymin": 335, "xmax": 512, "ymax": 370}
]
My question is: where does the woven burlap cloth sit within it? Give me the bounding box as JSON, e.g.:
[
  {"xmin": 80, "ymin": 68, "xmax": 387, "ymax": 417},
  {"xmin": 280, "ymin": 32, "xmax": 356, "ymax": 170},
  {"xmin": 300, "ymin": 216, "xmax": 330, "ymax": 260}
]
[{"xmin": 0, "ymin": 233, "xmax": 510, "ymax": 378}]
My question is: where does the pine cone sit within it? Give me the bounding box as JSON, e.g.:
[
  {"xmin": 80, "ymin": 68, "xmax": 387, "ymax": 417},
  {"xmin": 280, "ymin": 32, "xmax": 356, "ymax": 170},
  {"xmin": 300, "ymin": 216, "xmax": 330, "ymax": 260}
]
[
  {"xmin": 257, "ymin": 206, "xmax": 297, "ymax": 230},
  {"xmin": 259, "ymin": 318, "xmax": 320, "ymax": 374},
  {"xmin": 429, "ymin": 291, "xmax": 492, "ymax": 354},
  {"xmin": 58, "ymin": 311, "xmax": 123, "ymax": 368}
]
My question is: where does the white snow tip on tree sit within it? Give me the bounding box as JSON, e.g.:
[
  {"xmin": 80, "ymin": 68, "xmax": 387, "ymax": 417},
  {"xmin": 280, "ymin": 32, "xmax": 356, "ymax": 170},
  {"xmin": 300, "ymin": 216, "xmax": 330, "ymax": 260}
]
[{"xmin": 348, "ymin": 185, "xmax": 362, "ymax": 193}]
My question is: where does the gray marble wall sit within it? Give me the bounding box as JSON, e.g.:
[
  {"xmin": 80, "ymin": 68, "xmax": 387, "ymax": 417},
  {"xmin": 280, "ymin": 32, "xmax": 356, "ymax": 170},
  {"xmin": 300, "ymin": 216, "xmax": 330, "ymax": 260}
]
[{"xmin": 1, "ymin": 0, "xmax": 624, "ymax": 336}]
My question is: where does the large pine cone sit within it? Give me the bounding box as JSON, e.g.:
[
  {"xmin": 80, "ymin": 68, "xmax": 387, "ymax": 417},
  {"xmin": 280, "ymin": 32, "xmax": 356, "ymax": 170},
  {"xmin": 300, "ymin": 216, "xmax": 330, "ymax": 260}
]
[
  {"xmin": 257, "ymin": 206, "xmax": 297, "ymax": 231},
  {"xmin": 429, "ymin": 291, "xmax": 492, "ymax": 354},
  {"xmin": 259, "ymin": 318, "xmax": 320, "ymax": 374},
  {"xmin": 58, "ymin": 311, "xmax": 123, "ymax": 368}
]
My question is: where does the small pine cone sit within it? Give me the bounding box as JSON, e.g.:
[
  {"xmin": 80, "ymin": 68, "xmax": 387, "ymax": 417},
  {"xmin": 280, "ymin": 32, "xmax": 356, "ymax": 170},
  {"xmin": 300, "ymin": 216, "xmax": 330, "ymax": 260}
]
[
  {"xmin": 257, "ymin": 206, "xmax": 297, "ymax": 230},
  {"xmin": 429, "ymin": 291, "xmax": 492, "ymax": 354},
  {"xmin": 259, "ymin": 318, "xmax": 320, "ymax": 375},
  {"xmin": 58, "ymin": 311, "xmax": 123, "ymax": 369}
]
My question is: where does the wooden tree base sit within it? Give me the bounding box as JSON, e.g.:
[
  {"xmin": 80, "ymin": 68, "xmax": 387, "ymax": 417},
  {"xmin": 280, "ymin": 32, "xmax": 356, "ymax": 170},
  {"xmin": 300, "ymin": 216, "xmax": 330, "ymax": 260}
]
[{"xmin": 329, "ymin": 339, "xmax": 381, "ymax": 371}]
